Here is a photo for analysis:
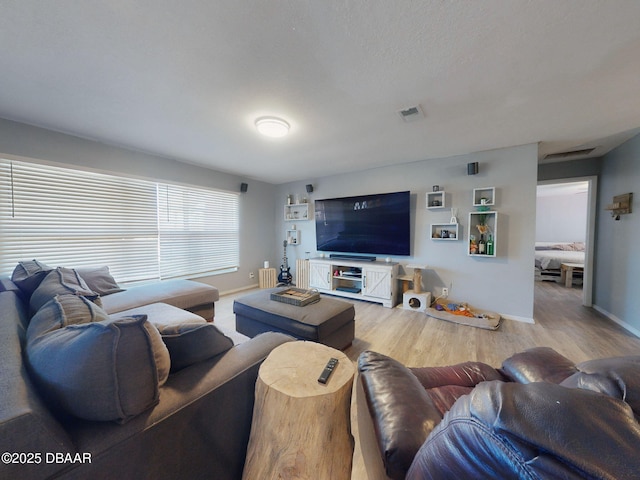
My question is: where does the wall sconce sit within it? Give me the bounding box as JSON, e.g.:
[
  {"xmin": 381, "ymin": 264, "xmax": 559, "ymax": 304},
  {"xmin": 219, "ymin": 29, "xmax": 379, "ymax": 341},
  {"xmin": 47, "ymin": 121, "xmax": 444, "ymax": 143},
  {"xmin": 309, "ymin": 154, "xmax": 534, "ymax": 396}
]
[
  {"xmin": 605, "ymin": 192, "xmax": 632, "ymax": 220},
  {"xmin": 306, "ymin": 184, "xmax": 314, "ymax": 193},
  {"xmin": 467, "ymin": 162, "xmax": 479, "ymax": 175}
]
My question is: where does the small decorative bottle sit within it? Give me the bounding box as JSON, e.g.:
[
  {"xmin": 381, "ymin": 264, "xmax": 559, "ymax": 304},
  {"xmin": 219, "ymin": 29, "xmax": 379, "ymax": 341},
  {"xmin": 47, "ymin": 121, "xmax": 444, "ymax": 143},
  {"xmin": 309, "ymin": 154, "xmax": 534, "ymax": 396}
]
[
  {"xmin": 478, "ymin": 235, "xmax": 486, "ymax": 254},
  {"xmin": 486, "ymin": 234, "xmax": 494, "ymax": 256}
]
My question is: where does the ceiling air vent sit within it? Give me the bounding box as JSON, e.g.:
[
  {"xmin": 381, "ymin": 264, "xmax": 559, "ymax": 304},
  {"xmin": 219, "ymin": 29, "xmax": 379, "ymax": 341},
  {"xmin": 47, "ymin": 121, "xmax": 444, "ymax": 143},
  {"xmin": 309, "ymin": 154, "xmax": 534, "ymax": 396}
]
[
  {"xmin": 544, "ymin": 148, "xmax": 596, "ymax": 160},
  {"xmin": 398, "ymin": 105, "xmax": 425, "ymax": 122}
]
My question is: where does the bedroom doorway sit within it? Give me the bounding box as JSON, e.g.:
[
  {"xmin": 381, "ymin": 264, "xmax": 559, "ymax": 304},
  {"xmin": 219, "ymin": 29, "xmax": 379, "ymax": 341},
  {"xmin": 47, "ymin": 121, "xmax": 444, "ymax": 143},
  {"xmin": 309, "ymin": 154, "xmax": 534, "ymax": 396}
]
[{"xmin": 536, "ymin": 176, "xmax": 597, "ymax": 307}]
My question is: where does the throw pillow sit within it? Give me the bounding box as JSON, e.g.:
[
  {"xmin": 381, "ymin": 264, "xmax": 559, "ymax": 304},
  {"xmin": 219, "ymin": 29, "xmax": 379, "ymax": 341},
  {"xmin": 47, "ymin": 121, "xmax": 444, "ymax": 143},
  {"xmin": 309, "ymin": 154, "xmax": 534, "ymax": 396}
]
[
  {"xmin": 30, "ymin": 267, "xmax": 101, "ymax": 313},
  {"xmin": 158, "ymin": 322, "xmax": 233, "ymax": 372},
  {"xmin": 11, "ymin": 260, "xmax": 53, "ymax": 297},
  {"xmin": 27, "ymin": 294, "xmax": 109, "ymax": 343},
  {"xmin": 26, "ymin": 314, "xmax": 170, "ymax": 423},
  {"xmin": 76, "ymin": 266, "xmax": 124, "ymax": 295}
]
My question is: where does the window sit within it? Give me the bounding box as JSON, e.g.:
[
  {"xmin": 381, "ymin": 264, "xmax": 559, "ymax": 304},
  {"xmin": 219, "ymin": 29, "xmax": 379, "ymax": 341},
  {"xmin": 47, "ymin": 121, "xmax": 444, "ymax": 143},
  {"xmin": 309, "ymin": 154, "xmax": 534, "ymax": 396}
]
[
  {"xmin": 0, "ymin": 158, "xmax": 239, "ymax": 283},
  {"xmin": 157, "ymin": 183, "xmax": 239, "ymax": 279}
]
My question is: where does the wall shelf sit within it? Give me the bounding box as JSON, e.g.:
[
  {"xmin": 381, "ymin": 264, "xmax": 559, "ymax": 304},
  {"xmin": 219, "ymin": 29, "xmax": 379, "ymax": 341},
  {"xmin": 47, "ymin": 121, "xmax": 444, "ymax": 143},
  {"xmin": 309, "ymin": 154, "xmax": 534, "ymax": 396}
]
[
  {"xmin": 472, "ymin": 187, "xmax": 496, "ymax": 207},
  {"xmin": 468, "ymin": 211, "xmax": 497, "ymax": 257},
  {"xmin": 426, "ymin": 191, "xmax": 446, "ymax": 209},
  {"xmin": 284, "ymin": 203, "xmax": 310, "ymax": 221},
  {"xmin": 286, "ymin": 229, "xmax": 300, "ymax": 246},
  {"xmin": 430, "ymin": 223, "xmax": 459, "ymax": 240}
]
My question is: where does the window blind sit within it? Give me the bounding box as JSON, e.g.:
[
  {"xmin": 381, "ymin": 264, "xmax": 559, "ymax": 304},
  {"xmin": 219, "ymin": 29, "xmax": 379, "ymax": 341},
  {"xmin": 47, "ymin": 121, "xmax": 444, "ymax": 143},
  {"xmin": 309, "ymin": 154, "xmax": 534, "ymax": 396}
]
[
  {"xmin": 0, "ymin": 158, "xmax": 239, "ymax": 283},
  {"xmin": 157, "ymin": 183, "xmax": 239, "ymax": 279}
]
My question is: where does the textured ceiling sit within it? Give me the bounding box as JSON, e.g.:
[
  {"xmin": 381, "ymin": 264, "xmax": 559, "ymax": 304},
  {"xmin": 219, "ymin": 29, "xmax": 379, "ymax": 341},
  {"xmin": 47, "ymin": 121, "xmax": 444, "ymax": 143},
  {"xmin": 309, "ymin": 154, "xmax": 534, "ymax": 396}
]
[{"xmin": 1, "ymin": 1, "xmax": 640, "ymax": 184}]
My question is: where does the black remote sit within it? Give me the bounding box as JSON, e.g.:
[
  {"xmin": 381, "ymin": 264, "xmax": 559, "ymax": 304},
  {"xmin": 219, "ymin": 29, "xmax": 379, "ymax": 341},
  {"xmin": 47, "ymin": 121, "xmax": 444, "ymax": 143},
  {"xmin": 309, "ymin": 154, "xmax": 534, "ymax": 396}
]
[{"xmin": 318, "ymin": 357, "xmax": 339, "ymax": 384}]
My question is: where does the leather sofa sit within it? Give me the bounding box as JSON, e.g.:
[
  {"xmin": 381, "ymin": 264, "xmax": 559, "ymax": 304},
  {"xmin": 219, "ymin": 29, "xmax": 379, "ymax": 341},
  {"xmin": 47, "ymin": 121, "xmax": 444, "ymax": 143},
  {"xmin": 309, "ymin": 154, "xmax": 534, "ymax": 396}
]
[
  {"xmin": 0, "ymin": 265, "xmax": 293, "ymax": 480},
  {"xmin": 358, "ymin": 347, "xmax": 640, "ymax": 479}
]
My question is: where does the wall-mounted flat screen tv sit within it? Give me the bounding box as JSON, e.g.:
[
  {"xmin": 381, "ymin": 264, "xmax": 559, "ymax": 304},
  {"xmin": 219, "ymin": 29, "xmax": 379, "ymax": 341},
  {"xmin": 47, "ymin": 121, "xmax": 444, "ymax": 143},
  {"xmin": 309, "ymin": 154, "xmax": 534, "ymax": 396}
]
[{"xmin": 314, "ymin": 191, "xmax": 411, "ymax": 256}]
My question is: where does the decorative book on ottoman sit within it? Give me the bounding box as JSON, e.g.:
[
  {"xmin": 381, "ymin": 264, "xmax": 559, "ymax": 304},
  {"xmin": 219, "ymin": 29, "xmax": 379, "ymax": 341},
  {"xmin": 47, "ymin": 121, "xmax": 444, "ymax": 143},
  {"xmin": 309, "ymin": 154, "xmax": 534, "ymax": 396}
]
[{"xmin": 270, "ymin": 287, "xmax": 320, "ymax": 307}]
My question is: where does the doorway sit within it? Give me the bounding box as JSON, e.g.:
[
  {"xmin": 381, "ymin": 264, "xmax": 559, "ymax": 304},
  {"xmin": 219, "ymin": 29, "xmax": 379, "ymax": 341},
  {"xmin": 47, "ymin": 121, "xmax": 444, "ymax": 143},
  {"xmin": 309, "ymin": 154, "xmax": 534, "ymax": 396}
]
[{"xmin": 536, "ymin": 176, "xmax": 597, "ymax": 306}]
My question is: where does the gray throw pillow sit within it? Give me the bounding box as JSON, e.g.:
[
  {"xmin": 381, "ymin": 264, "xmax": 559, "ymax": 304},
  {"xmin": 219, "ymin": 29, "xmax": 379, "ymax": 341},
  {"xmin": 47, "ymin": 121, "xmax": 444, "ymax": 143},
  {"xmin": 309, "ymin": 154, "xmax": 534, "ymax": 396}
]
[
  {"xmin": 27, "ymin": 294, "xmax": 110, "ymax": 343},
  {"xmin": 158, "ymin": 322, "xmax": 234, "ymax": 372},
  {"xmin": 30, "ymin": 267, "xmax": 101, "ymax": 313},
  {"xmin": 26, "ymin": 314, "xmax": 170, "ymax": 423},
  {"xmin": 76, "ymin": 266, "xmax": 125, "ymax": 295},
  {"xmin": 11, "ymin": 260, "xmax": 53, "ymax": 296}
]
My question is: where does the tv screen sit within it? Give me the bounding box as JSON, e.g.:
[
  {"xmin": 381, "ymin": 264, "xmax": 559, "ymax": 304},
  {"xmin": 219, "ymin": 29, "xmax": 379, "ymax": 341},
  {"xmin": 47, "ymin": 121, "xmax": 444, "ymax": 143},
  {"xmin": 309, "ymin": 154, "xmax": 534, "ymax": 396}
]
[{"xmin": 314, "ymin": 191, "xmax": 411, "ymax": 256}]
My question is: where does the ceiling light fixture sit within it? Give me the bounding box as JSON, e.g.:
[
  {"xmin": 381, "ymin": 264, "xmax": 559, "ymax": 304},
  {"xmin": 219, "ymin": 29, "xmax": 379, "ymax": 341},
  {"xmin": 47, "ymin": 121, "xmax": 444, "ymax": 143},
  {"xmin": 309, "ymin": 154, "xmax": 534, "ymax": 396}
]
[{"xmin": 255, "ymin": 116, "xmax": 290, "ymax": 138}]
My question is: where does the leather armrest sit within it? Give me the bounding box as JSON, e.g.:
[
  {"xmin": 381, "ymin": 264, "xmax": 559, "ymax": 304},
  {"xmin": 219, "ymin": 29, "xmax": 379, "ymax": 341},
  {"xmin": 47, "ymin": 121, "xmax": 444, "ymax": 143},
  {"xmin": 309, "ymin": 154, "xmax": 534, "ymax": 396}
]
[
  {"xmin": 564, "ymin": 355, "xmax": 640, "ymax": 413},
  {"xmin": 357, "ymin": 351, "xmax": 442, "ymax": 480},
  {"xmin": 501, "ymin": 346, "xmax": 577, "ymax": 384}
]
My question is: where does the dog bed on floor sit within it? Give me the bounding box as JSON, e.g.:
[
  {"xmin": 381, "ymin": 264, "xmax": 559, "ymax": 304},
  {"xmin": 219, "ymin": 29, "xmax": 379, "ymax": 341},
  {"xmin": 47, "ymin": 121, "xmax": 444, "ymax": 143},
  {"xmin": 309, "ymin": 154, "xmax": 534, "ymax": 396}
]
[{"xmin": 426, "ymin": 301, "xmax": 502, "ymax": 330}]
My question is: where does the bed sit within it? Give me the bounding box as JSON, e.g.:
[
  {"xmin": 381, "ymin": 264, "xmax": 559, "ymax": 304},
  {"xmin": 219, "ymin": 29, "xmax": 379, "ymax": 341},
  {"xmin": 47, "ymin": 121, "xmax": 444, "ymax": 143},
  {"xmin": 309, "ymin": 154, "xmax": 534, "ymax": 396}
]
[{"xmin": 535, "ymin": 242, "xmax": 585, "ymax": 281}]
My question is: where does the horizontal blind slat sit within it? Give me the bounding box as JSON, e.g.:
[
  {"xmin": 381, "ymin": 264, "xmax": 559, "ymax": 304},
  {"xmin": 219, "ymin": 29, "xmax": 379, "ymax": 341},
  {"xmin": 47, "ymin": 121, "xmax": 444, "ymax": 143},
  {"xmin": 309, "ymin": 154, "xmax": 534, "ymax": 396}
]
[{"xmin": 1, "ymin": 159, "xmax": 239, "ymax": 281}]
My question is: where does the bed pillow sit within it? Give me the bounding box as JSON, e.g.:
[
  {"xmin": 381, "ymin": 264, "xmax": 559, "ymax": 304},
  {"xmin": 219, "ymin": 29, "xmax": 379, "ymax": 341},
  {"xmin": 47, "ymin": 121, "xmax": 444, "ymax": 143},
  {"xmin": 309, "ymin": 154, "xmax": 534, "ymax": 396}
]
[
  {"xmin": 75, "ymin": 266, "xmax": 125, "ymax": 295},
  {"xmin": 30, "ymin": 267, "xmax": 101, "ymax": 313},
  {"xmin": 158, "ymin": 322, "xmax": 234, "ymax": 372},
  {"xmin": 26, "ymin": 314, "xmax": 170, "ymax": 423},
  {"xmin": 11, "ymin": 260, "xmax": 53, "ymax": 296}
]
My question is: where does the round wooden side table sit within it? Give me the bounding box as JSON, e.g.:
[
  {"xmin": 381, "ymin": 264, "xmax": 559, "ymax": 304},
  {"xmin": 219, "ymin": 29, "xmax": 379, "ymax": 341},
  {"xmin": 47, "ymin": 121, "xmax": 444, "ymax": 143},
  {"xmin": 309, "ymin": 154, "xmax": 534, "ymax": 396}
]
[{"xmin": 242, "ymin": 341, "xmax": 355, "ymax": 479}]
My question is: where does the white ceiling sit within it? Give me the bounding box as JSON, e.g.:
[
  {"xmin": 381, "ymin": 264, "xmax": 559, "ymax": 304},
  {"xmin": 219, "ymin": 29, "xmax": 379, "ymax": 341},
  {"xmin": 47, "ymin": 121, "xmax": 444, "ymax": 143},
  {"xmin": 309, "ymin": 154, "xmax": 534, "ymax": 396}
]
[{"xmin": 1, "ymin": 1, "xmax": 640, "ymax": 184}]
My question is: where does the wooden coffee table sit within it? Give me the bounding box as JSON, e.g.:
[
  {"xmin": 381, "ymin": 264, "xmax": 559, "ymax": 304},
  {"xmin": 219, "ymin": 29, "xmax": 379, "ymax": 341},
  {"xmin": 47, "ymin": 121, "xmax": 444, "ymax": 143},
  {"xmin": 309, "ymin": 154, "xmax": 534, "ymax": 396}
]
[{"xmin": 242, "ymin": 341, "xmax": 355, "ymax": 479}]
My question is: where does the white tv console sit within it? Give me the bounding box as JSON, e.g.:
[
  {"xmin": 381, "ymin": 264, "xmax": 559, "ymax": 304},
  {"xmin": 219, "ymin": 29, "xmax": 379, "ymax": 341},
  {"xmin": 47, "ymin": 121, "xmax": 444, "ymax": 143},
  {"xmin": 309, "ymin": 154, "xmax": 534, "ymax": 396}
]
[{"xmin": 308, "ymin": 257, "xmax": 399, "ymax": 308}]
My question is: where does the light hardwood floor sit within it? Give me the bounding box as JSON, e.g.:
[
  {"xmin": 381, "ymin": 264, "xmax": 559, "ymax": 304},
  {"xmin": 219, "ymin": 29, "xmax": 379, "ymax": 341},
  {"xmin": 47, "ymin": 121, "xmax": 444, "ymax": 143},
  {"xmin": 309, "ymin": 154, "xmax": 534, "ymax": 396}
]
[
  {"xmin": 216, "ymin": 280, "xmax": 640, "ymax": 367},
  {"xmin": 213, "ymin": 281, "xmax": 640, "ymax": 479}
]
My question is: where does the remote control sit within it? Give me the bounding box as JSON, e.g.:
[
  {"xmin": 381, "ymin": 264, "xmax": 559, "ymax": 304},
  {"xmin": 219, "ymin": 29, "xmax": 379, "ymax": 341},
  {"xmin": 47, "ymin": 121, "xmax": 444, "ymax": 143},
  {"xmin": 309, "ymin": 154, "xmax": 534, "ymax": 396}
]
[{"xmin": 318, "ymin": 357, "xmax": 339, "ymax": 384}]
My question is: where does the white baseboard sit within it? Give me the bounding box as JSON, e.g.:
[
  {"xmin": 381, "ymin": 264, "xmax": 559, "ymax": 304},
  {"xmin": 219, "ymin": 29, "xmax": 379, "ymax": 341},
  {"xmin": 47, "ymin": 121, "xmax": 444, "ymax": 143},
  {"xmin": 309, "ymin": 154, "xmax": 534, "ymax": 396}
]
[
  {"xmin": 501, "ymin": 314, "xmax": 535, "ymax": 324},
  {"xmin": 593, "ymin": 304, "xmax": 640, "ymax": 338},
  {"xmin": 219, "ymin": 283, "xmax": 259, "ymax": 296}
]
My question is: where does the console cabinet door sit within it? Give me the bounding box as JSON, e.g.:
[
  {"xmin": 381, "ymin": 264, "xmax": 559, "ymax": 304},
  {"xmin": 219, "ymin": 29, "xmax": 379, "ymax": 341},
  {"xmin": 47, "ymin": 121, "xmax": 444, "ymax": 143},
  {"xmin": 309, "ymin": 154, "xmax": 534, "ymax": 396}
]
[
  {"xmin": 362, "ymin": 267, "xmax": 391, "ymax": 299},
  {"xmin": 309, "ymin": 262, "xmax": 331, "ymax": 290}
]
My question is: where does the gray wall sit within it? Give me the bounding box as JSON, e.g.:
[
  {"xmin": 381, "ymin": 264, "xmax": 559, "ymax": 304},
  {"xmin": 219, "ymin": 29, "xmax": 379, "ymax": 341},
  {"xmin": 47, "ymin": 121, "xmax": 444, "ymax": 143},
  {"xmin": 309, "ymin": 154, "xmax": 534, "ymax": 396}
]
[
  {"xmin": 538, "ymin": 157, "xmax": 602, "ymax": 181},
  {"xmin": 0, "ymin": 118, "xmax": 277, "ymax": 294},
  {"xmin": 535, "ymin": 192, "xmax": 588, "ymax": 243},
  {"xmin": 593, "ymin": 134, "xmax": 640, "ymax": 334},
  {"xmin": 277, "ymin": 143, "xmax": 539, "ymax": 321}
]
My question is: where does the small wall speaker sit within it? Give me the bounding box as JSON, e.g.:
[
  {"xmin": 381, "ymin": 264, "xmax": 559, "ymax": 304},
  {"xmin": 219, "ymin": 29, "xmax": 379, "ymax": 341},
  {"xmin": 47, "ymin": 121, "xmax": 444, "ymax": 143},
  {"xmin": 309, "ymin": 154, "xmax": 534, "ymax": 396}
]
[
  {"xmin": 305, "ymin": 184, "xmax": 314, "ymax": 193},
  {"xmin": 240, "ymin": 183, "xmax": 248, "ymax": 193},
  {"xmin": 467, "ymin": 162, "xmax": 479, "ymax": 175}
]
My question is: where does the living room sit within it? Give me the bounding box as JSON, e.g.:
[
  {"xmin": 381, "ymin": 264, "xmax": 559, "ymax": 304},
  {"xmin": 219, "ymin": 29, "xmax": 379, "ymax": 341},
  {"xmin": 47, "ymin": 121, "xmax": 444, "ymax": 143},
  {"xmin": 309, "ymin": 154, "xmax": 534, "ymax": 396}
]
[{"xmin": 2, "ymin": 2, "xmax": 640, "ymax": 479}]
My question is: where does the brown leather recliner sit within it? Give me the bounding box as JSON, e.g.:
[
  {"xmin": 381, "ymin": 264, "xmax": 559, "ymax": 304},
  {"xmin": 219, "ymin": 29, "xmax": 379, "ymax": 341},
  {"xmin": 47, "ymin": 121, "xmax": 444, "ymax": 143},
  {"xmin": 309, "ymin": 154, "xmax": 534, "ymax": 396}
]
[{"xmin": 358, "ymin": 347, "xmax": 640, "ymax": 479}]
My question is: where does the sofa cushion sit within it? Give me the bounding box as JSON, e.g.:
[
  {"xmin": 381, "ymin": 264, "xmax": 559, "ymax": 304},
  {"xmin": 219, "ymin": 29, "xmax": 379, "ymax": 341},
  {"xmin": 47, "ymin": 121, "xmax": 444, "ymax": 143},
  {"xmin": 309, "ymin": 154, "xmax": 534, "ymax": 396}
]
[
  {"xmin": 410, "ymin": 362, "xmax": 506, "ymax": 416},
  {"xmin": 27, "ymin": 294, "xmax": 109, "ymax": 343},
  {"xmin": 76, "ymin": 266, "xmax": 124, "ymax": 295},
  {"xmin": 0, "ymin": 277, "xmax": 21, "ymax": 293},
  {"xmin": 30, "ymin": 267, "xmax": 101, "ymax": 313},
  {"xmin": 157, "ymin": 322, "xmax": 234, "ymax": 372},
  {"xmin": 100, "ymin": 279, "xmax": 218, "ymax": 315},
  {"xmin": 112, "ymin": 302, "xmax": 207, "ymax": 328},
  {"xmin": 11, "ymin": 259, "xmax": 53, "ymax": 296},
  {"xmin": 26, "ymin": 313, "xmax": 170, "ymax": 423},
  {"xmin": 406, "ymin": 381, "xmax": 640, "ymax": 480}
]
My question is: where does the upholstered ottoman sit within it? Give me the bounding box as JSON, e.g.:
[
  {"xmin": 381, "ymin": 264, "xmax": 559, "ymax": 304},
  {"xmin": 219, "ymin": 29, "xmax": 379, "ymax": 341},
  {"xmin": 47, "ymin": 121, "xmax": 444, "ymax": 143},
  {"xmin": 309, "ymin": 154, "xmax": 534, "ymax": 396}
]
[{"xmin": 233, "ymin": 289, "xmax": 355, "ymax": 350}]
